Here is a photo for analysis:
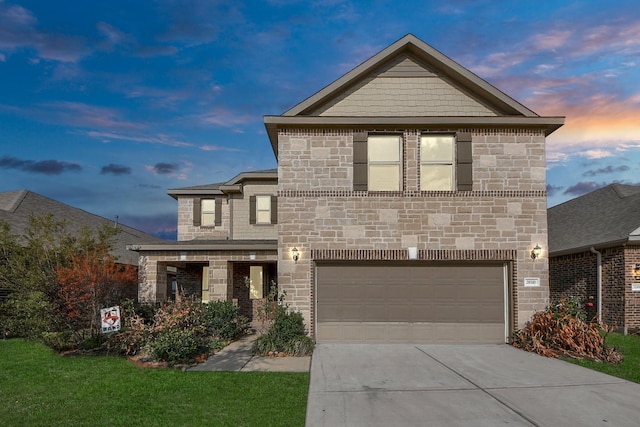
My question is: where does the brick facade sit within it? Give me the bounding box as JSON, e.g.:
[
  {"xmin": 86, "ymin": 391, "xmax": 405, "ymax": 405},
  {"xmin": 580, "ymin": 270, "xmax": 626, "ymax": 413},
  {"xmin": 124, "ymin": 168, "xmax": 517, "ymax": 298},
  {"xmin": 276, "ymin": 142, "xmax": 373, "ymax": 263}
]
[
  {"xmin": 626, "ymin": 246, "xmax": 640, "ymax": 332},
  {"xmin": 277, "ymin": 129, "xmax": 549, "ymax": 333},
  {"xmin": 550, "ymin": 246, "xmax": 640, "ymax": 331}
]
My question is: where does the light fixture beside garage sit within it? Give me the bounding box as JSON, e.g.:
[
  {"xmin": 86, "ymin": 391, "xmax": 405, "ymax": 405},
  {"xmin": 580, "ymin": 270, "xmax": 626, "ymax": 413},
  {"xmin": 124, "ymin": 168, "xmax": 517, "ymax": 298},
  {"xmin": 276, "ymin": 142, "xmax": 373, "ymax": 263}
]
[
  {"xmin": 531, "ymin": 244, "xmax": 542, "ymax": 260},
  {"xmin": 291, "ymin": 247, "xmax": 300, "ymax": 263}
]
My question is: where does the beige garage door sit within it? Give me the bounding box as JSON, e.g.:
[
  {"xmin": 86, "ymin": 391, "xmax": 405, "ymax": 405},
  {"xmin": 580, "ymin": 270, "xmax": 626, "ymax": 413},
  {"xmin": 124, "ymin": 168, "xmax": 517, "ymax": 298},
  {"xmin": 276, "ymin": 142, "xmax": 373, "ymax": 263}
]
[{"xmin": 315, "ymin": 262, "xmax": 507, "ymax": 344}]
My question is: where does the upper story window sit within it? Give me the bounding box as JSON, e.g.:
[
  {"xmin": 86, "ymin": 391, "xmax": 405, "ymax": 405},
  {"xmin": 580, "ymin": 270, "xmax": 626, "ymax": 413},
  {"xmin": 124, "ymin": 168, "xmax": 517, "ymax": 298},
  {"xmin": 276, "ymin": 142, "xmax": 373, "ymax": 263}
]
[
  {"xmin": 353, "ymin": 131, "xmax": 472, "ymax": 192},
  {"xmin": 201, "ymin": 199, "xmax": 216, "ymax": 226},
  {"xmin": 256, "ymin": 195, "xmax": 271, "ymax": 224},
  {"xmin": 368, "ymin": 135, "xmax": 402, "ymax": 191},
  {"xmin": 420, "ymin": 135, "xmax": 454, "ymax": 191},
  {"xmin": 250, "ymin": 195, "xmax": 277, "ymax": 225},
  {"xmin": 193, "ymin": 198, "xmax": 221, "ymax": 227}
]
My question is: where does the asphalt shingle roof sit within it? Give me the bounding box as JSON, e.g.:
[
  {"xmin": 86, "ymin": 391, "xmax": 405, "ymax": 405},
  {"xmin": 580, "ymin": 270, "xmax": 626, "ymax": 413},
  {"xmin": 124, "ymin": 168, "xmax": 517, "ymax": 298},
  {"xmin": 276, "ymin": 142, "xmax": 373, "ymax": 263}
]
[
  {"xmin": 548, "ymin": 184, "xmax": 640, "ymax": 255},
  {"xmin": 0, "ymin": 190, "xmax": 166, "ymax": 266}
]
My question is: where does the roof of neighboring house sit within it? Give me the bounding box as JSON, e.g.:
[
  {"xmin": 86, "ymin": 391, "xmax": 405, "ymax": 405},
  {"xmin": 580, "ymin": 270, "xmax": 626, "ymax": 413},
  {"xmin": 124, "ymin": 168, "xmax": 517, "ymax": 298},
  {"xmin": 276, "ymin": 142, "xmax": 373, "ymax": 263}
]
[
  {"xmin": 548, "ymin": 184, "xmax": 640, "ymax": 255},
  {"xmin": 167, "ymin": 169, "xmax": 278, "ymax": 198},
  {"xmin": 0, "ymin": 190, "xmax": 166, "ymax": 266},
  {"xmin": 264, "ymin": 33, "xmax": 565, "ymax": 156}
]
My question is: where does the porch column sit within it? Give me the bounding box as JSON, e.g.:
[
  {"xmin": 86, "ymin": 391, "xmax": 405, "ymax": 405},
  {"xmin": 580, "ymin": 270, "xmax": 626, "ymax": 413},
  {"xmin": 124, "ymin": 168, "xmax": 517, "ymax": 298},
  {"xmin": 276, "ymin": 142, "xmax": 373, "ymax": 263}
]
[
  {"xmin": 138, "ymin": 257, "xmax": 167, "ymax": 304},
  {"xmin": 209, "ymin": 259, "xmax": 229, "ymax": 301}
]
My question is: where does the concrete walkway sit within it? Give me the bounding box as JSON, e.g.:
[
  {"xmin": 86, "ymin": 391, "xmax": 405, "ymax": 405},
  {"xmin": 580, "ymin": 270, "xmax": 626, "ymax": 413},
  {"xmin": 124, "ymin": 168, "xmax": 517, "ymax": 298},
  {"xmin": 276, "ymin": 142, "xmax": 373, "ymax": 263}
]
[
  {"xmin": 306, "ymin": 343, "xmax": 640, "ymax": 427},
  {"xmin": 188, "ymin": 333, "xmax": 311, "ymax": 372}
]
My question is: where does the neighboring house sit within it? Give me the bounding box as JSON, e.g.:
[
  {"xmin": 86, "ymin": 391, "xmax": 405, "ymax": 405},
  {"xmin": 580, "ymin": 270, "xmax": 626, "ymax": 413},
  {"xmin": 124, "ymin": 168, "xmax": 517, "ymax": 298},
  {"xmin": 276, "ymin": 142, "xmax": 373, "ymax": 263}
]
[
  {"xmin": 133, "ymin": 170, "xmax": 278, "ymax": 322},
  {"xmin": 136, "ymin": 34, "xmax": 564, "ymax": 343},
  {"xmin": 548, "ymin": 184, "xmax": 640, "ymax": 333},
  {"xmin": 0, "ymin": 189, "xmax": 165, "ymax": 300}
]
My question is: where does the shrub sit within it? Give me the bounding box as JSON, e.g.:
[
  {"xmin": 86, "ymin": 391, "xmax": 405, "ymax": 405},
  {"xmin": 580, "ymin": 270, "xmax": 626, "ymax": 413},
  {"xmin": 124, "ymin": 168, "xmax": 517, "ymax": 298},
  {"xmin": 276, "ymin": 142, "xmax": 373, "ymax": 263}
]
[
  {"xmin": 203, "ymin": 300, "xmax": 248, "ymax": 341},
  {"xmin": 548, "ymin": 296, "xmax": 587, "ymax": 322},
  {"xmin": 253, "ymin": 308, "xmax": 314, "ymax": 356},
  {"xmin": 284, "ymin": 335, "xmax": 315, "ymax": 356},
  {"xmin": 0, "ymin": 291, "xmax": 56, "ymax": 339},
  {"xmin": 147, "ymin": 328, "xmax": 206, "ymax": 366},
  {"xmin": 41, "ymin": 331, "xmax": 76, "ymax": 352},
  {"xmin": 512, "ymin": 297, "xmax": 621, "ymax": 363},
  {"xmin": 102, "ymin": 327, "xmax": 147, "ymax": 356}
]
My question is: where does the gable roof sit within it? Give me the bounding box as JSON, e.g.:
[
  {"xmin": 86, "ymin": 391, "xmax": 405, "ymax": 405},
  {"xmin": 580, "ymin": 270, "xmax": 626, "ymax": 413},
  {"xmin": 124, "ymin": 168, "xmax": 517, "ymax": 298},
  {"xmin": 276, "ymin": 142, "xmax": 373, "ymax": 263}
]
[
  {"xmin": 167, "ymin": 169, "xmax": 278, "ymax": 198},
  {"xmin": 548, "ymin": 184, "xmax": 640, "ymax": 255},
  {"xmin": 0, "ymin": 190, "xmax": 165, "ymax": 266},
  {"xmin": 264, "ymin": 34, "xmax": 564, "ymax": 156}
]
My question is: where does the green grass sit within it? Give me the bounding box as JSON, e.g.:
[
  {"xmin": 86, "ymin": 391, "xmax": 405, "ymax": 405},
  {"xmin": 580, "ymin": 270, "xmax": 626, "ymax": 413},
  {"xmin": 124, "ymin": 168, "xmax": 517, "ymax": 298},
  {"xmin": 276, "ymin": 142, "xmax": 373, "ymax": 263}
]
[
  {"xmin": 569, "ymin": 332, "xmax": 640, "ymax": 383},
  {"xmin": 0, "ymin": 339, "xmax": 309, "ymax": 426}
]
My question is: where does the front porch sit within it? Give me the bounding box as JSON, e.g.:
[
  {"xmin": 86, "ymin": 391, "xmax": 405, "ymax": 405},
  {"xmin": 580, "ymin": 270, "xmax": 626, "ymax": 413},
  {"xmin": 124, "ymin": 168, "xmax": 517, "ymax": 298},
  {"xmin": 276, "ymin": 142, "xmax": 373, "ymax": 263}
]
[{"xmin": 131, "ymin": 240, "xmax": 278, "ymax": 325}]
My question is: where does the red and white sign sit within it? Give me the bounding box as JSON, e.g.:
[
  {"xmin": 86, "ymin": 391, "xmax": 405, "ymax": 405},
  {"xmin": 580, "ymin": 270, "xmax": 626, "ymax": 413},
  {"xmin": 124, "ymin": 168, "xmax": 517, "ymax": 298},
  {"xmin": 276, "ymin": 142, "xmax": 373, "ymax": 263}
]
[{"xmin": 100, "ymin": 306, "xmax": 121, "ymax": 333}]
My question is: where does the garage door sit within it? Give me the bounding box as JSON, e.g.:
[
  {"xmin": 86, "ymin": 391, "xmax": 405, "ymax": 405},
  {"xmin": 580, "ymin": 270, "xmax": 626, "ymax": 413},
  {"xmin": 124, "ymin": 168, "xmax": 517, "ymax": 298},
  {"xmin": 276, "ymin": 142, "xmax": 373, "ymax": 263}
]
[{"xmin": 315, "ymin": 262, "xmax": 507, "ymax": 343}]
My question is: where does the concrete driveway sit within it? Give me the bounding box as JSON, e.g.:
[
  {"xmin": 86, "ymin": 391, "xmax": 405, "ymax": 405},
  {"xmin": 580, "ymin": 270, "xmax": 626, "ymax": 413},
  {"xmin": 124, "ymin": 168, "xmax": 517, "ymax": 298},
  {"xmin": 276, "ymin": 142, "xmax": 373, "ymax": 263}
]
[{"xmin": 306, "ymin": 344, "xmax": 640, "ymax": 426}]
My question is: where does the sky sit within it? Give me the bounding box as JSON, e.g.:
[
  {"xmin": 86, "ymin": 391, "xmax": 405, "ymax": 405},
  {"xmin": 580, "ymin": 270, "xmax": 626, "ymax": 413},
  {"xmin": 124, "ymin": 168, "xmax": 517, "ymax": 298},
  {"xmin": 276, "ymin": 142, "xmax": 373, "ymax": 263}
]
[{"xmin": 1, "ymin": 0, "xmax": 639, "ymax": 240}]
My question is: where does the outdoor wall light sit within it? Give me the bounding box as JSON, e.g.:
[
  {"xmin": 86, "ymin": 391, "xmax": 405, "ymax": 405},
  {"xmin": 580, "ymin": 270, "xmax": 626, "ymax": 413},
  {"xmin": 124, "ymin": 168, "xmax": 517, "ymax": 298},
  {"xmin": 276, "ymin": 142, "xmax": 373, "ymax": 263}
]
[
  {"xmin": 291, "ymin": 247, "xmax": 300, "ymax": 263},
  {"xmin": 531, "ymin": 244, "xmax": 542, "ymax": 260}
]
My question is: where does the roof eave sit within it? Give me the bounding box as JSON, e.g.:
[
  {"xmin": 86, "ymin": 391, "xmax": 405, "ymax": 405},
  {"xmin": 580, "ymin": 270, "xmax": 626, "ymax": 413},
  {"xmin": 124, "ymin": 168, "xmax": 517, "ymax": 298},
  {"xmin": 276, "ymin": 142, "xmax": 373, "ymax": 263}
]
[
  {"xmin": 549, "ymin": 237, "xmax": 638, "ymax": 257},
  {"xmin": 128, "ymin": 240, "xmax": 278, "ymax": 252},
  {"xmin": 226, "ymin": 170, "xmax": 278, "ymax": 186},
  {"xmin": 264, "ymin": 115, "xmax": 565, "ymax": 157},
  {"xmin": 167, "ymin": 189, "xmax": 224, "ymax": 199}
]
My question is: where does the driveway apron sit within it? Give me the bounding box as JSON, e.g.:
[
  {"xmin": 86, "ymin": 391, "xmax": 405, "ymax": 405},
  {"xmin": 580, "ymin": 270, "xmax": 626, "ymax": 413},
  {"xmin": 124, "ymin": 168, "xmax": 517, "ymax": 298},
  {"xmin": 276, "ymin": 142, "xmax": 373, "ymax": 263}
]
[{"xmin": 306, "ymin": 344, "xmax": 640, "ymax": 427}]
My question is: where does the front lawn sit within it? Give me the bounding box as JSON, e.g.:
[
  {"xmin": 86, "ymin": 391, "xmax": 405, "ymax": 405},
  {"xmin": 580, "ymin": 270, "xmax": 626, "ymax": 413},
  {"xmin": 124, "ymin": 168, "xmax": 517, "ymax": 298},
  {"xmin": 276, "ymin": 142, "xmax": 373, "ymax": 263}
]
[
  {"xmin": 569, "ymin": 332, "xmax": 640, "ymax": 383},
  {"xmin": 0, "ymin": 339, "xmax": 309, "ymax": 426}
]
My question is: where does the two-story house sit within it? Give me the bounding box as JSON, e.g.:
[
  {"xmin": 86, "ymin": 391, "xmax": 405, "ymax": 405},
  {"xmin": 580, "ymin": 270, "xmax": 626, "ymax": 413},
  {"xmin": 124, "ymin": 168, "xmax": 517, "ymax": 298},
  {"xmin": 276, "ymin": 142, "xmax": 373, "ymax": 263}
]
[
  {"xmin": 133, "ymin": 169, "xmax": 278, "ymax": 322},
  {"xmin": 135, "ymin": 34, "xmax": 564, "ymax": 343}
]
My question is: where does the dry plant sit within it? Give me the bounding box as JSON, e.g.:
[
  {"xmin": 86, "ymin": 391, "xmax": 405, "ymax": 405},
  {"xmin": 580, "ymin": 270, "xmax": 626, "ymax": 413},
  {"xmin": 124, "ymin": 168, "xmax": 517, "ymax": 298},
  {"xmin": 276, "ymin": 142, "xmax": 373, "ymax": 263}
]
[{"xmin": 512, "ymin": 298, "xmax": 622, "ymax": 364}]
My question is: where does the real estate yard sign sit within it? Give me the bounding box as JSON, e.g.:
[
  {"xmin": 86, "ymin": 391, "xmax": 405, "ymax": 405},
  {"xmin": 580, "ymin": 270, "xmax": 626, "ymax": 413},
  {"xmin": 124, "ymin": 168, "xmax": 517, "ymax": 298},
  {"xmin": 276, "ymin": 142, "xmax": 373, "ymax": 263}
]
[{"xmin": 100, "ymin": 306, "xmax": 121, "ymax": 333}]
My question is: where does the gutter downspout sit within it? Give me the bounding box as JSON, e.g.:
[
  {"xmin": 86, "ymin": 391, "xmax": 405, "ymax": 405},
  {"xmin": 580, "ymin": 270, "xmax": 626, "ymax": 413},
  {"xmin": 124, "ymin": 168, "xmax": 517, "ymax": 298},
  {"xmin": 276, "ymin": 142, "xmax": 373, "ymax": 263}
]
[{"xmin": 590, "ymin": 247, "xmax": 602, "ymax": 324}]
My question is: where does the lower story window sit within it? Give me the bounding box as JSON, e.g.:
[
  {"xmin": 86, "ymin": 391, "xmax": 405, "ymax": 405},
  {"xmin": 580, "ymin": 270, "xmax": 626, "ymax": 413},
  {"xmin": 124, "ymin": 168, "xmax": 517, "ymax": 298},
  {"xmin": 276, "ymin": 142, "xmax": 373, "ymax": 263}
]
[{"xmin": 249, "ymin": 266, "xmax": 263, "ymax": 299}]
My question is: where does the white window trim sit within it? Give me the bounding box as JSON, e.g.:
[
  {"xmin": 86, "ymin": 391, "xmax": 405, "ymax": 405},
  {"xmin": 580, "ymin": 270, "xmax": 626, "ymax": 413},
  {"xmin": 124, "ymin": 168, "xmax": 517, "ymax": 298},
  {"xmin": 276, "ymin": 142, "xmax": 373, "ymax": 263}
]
[
  {"xmin": 201, "ymin": 199, "xmax": 216, "ymax": 227},
  {"xmin": 255, "ymin": 195, "xmax": 272, "ymax": 225},
  {"xmin": 420, "ymin": 134, "xmax": 455, "ymax": 191},
  {"xmin": 368, "ymin": 134, "xmax": 402, "ymax": 191}
]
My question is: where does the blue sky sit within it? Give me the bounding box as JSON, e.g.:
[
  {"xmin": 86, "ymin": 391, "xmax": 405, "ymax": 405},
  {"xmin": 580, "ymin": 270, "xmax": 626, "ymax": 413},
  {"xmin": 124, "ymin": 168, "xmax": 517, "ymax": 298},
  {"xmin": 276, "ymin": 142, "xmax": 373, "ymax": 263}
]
[{"xmin": 1, "ymin": 0, "xmax": 639, "ymax": 240}]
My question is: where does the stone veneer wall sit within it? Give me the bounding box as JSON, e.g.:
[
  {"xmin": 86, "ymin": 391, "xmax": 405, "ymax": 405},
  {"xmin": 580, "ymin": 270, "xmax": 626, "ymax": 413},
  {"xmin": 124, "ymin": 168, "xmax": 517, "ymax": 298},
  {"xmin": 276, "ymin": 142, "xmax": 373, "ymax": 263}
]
[
  {"xmin": 176, "ymin": 197, "xmax": 231, "ymax": 241},
  {"xmin": 277, "ymin": 128, "xmax": 549, "ymax": 335},
  {"xmin": 138, "ymin": 250, "xmax": 277, "ymax": 303}
]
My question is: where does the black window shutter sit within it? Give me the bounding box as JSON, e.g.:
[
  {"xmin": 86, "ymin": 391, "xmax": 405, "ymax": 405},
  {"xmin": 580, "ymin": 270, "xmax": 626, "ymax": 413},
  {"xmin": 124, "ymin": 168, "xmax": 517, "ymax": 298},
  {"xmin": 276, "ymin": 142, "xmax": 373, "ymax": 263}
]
[
  {"xmin": 456, "ymin": 132, "xmax": 473, "ymax": 191},
  {"xmin": 353, "ymin": 131, "xmax": 368, "ymax": 191},
  {"xmin": 193, "ymin": 198, "xmax": 201, "ymax": 226},
  {"xmin": 214, "ymin": 198, "xmax": 222, "ymax": 226},
  {"xmin": 249, "ymin": 196, "xmax": 256, "ymax": 224},
  {"xmin": 271, "ymin": 196, "xmax": 277, "ymax": 224}
]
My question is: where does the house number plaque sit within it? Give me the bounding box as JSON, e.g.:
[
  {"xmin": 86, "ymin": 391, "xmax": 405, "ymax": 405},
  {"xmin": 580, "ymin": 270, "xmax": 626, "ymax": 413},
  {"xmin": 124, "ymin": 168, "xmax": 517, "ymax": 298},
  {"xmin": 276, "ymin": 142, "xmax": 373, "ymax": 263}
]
[{"xmin": 524, "ymin": 278, "xmax": 540, "ymax": 287}]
